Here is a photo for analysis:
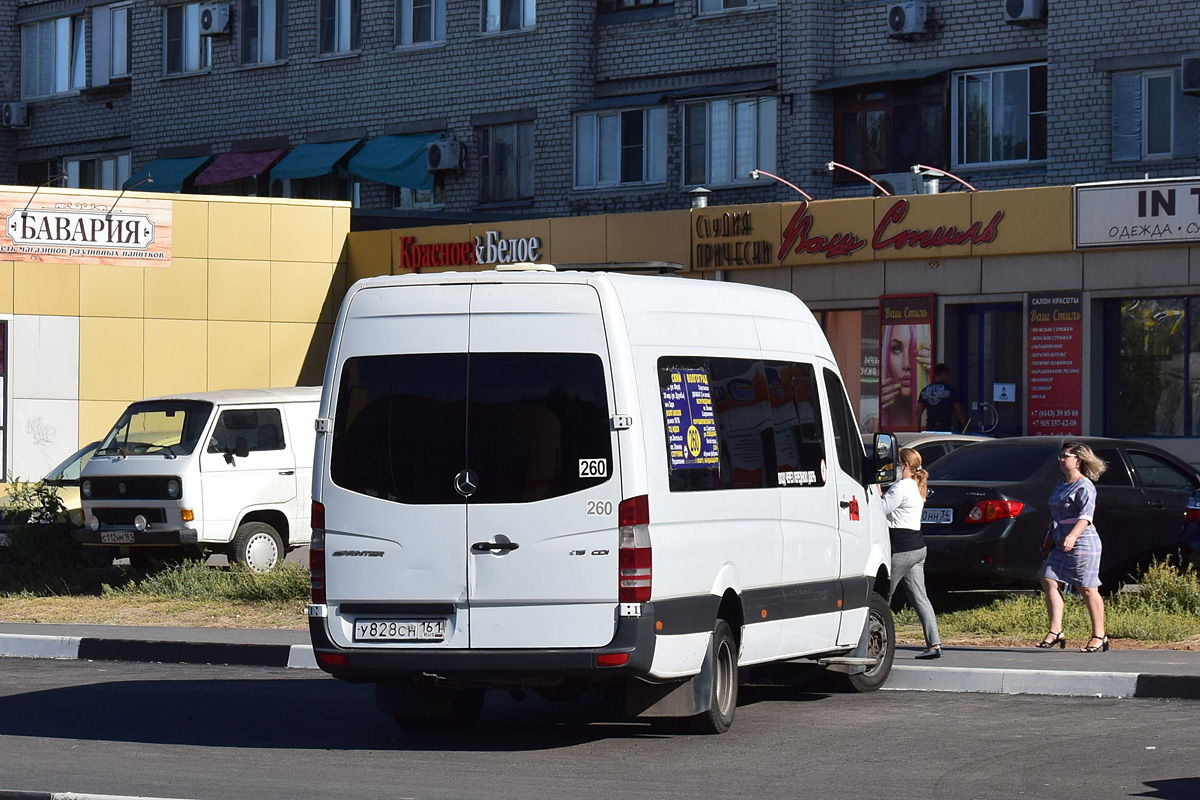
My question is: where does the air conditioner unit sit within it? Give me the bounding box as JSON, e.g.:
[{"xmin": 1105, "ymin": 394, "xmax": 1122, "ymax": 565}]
[
  {"xmin": 886, "ymin": 2, "xmax": 927, "ymax": 37},
  {"xmin": 426, "ymin": 139, "xmax": 464, "ymax": 172},
  {"xmin": 1183, "ymin": 56, "xmax": 1200, "ymax": 97},
  {"xmin": 1, "ymin": 102, "xmax": 28, "ymax": 128},
  {"xmin": 198, "ymin": 3, "xmax": 232, "ymax": 35},
  {"xmin": 1003, "ymin": 0, "xmax": 1046, "ymax": 25},
  {"xmin": 871, "ymin": 172, "xmax": 925, "ymax": 196}
]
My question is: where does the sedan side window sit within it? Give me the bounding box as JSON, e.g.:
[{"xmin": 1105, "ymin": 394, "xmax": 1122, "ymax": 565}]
[
  {"xmin": 1093, "ymin": 448, "xmax": 1133, "ymax": 487},
  {"xmin": 1128, "ymin": 450, "xmax": 1199, "ymax": 490}
]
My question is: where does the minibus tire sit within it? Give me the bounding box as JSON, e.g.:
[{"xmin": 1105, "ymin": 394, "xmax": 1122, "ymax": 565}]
[
  {"xmin": 231, "ymin": 521, "xmax": 283, "ymax": 573},
  {"xmin": 845, "ymin": 592, "xmax": 896, "ymax": 693},
  {"xmin": 689, "ymin": 619, "xmax": 738, "ymax": 734}
]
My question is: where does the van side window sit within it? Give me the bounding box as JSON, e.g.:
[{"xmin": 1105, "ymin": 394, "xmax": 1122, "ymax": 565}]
[
  {"xmin": 659, "ymin": 357, "xmax": 826, "ymax": 492},
  {"xmin": 332, "ymin": 353, "xmax": 612, "ymax": 505},
  {"xmin": 823, "ymin": 368, "xmax": 865, "ymax": 484},
  {"xmin": 207, "ymin": 408, "xmax": 286, "ymax": 454}
]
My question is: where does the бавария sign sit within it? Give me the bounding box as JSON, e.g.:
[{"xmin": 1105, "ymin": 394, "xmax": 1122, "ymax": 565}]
[{"xmin": 1, "ymin": 191, "xmax": 172, "ymax": 266}]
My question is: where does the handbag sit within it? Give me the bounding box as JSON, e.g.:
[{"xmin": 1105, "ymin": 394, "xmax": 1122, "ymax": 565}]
[{"xmin": 1040, "ymin": 523, "xmax": 1055, "ymax": 555}]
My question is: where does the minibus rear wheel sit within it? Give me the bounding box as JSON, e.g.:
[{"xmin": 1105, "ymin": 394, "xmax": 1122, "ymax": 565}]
[{"xmin": 688, "ymin": 619, "xmax": 738, "ymax": 734}]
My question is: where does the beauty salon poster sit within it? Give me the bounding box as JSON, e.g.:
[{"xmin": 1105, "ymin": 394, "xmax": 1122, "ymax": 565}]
[{"xmin": 879, "ymin": 295, "xmax": 934, "ymax": 432}]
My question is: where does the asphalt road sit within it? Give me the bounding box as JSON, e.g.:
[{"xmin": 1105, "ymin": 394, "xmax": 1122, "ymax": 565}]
[{"xmin": 0, "ymin": 659, "xmax": 1197, "ymax": 800}]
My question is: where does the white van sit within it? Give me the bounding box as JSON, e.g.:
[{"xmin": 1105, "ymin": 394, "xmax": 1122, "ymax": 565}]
[
  {"xmin": 308, "ymin": 268, "xmax": 897, "ymax": 733},
  {"xmin": 77, "ymin": 387, "xmax": 321, "ymax": 572}
]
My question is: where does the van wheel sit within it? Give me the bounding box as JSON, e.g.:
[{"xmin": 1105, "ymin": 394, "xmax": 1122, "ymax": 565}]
[
  {"xmin": 688, "ymin": 619, "xmax": 738, "ymax": 734},
  {"xmin": 231, "ymin": 522, "xmax": 283, "ymax": 573},
  {"xmin": 395, "ymin": 689, "xmax": 484, "ymax": 734},
  {"xmin": 845, "ymin": 592, "xmax": 896, "ymax": 693}
]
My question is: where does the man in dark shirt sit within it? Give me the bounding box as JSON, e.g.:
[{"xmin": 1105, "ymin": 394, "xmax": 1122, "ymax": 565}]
[{"xmin": 918, "ymin": 363, "xmax": 968, "ymax": 432}]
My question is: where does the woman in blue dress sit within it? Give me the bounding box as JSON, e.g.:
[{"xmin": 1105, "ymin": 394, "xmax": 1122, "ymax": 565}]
[{"xmin": 1037, "ymin": 442, "xmax": 1109, "ymax": 653}]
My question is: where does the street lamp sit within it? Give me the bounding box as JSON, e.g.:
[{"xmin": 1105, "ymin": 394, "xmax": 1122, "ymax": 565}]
[
  {"xmin": 825, "ymin": 161, "xmax": 892, "ymax": 196},
  {"xmin": 910, "ymin": 164, "xmax": 977, "ymax": 192},
  {"xmin": 748, "ymin": 168, "xmax": 814, "ymax": 201}
]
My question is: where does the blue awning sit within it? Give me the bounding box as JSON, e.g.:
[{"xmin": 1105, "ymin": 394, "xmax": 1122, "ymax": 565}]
[
  {"xmin": 123, "ymin": 156, "xmax": 212, "ymax": 193},
  {"xmin": 668, "ymin": 80, "xmax": 776, "ymax": 99},
  {"xmin": 347, "ymin": 133, "xmax": 442, "ymax": 190},
  {"xmin": 575, "ymin": 92, "xmax": 667, "ymax": 112},
  {"xmin": 270, "ymin": 139, "xmax": 362, "ymax": 180},
  {"xmin": 814, "ymin": 67, "xmax": 944, "ymax": 92}
]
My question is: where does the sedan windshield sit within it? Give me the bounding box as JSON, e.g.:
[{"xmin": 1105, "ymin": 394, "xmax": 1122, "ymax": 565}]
[
  {"xmin": 97, "ymin": 400, "xmax": 213, "ymax": 457},
  {"xmin": 927, "ymin": 444, "xmax": 1052, "ymax": 483}
]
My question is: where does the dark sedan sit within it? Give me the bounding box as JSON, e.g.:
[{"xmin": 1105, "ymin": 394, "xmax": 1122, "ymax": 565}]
[{"xmin": 920, "ymin": 436, "xmax": 1198, "ymax": 589}]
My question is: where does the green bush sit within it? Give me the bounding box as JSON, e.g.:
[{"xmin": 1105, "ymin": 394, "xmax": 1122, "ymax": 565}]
[
  {"xmin": 103, "ymin": 559, "xmax": 311, "ymax": 604},
  {"xmin": 0, "ymin": 478, "xmax": 89, "ymax": 593}
]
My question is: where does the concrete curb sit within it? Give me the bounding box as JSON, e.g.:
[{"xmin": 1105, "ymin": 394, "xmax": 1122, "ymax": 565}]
[
  {"xmin": 886, "ymin": 664, "xmax": 1140, "ymax": 697},
  {"xmin": 0, "ymin": 634, "xmax": 316, "ymax": 670},
  {"xmin": 0, "ymin": 792, "xmax": 199, "ymax": 800}
]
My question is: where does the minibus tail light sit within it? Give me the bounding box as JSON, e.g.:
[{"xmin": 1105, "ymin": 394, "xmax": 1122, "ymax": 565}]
[
  {"xmin": 618, "ymin": 495, "xmax": 651, "ymax": 603},
  {"xmin": 310, "ymin": 502, "xmax": 326, "ymax": 605}
]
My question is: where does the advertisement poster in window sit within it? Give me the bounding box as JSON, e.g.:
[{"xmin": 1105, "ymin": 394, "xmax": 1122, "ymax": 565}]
[
  {"xmin": 1027, "ymin": 292, "xmax": 1082, "ymax": 435},
  {"xmin": 879, "ymin": 295, "xmax": 933, "ymax": 432},
  {"xmin": 660, "ymin": 367, "xmax": 719, "ymax": 469}
]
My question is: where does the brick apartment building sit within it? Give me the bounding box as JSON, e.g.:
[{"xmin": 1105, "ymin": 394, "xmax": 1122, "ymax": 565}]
[{"xmin": 2, "ymin": 0, "xmax": 1200, "ymax": 222}]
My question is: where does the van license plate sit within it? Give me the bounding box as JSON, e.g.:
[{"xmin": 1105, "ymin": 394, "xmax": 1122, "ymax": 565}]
[
  {"xmin": 100, "ymin": 531, "xmax": 136, "ymax": 544},
  {"xmin": 921, "ymin": 508, "xmax": 954, "ymax": 524},
  {"xmin": 354, "ymin": 619, "xmax": 447, "ymax": 642}
]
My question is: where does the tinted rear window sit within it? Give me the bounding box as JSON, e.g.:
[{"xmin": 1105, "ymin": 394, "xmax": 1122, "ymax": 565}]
[
  {"xmin": 927, "ymin": 445, "xmax": 1052, "ymax": 483},
  {"xmin": 332, "ymin": 353, "xmax": 611, "ymax": 505}
]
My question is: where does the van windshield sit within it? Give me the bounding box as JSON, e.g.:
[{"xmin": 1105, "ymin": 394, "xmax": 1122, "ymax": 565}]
[
  {"xmin": 332, "ymin": 352, "xmax": 612, "ymax": 504},
  {"xmin": 96, "ymin": 400, "xmax": 214, "ymax": 457}
]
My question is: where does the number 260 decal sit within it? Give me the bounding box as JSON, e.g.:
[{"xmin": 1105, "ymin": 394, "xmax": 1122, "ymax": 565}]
[
  {"xmin": 579, "ymin": 458, "xmax": 608, "ymax": 478},
  {"xmin": 586, "ymin": 500, "xmax": 613, "ymax": 516}
]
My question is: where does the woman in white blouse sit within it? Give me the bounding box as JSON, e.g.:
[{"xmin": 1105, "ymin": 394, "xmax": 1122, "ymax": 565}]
[{"xmin": 881, "ymin": 447, "xmax": 943, "ymax": 659}]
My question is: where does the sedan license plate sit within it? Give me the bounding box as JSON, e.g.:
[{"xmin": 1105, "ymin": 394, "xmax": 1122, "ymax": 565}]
[
  {"xmin": 354, "ymin": 619, "xmax": 447, "ymax": 642},
  {"xmin": 922, "ymin": 508, "xmax": 954, "ymax": 524},
  {"xmin": 100, "ymin": 530, "xmax": 136, "ymax": 544}
]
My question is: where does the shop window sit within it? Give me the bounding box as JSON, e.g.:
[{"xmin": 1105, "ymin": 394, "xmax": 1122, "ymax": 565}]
[
  {"xmin": 820, "ymin": 309, "xmax": 881, "ymax": 434},
  {"xmin": 658, "ymin": 357, "xmax": 827, "ymax": 493},
  {"xmin": 15, "ymin": 161, "xmax": 59, "ymax": 187},
  {"xmin": 164, "ymin": 3, "xmax": 213, "ymax": 74},
  {"xmin": 319, "ymin": 0, "xmax": 360, "ymax": 54},
  {"xmin": 242, "ymin": 0, "xmax": 288, "ymax": 63},
  {"xmin": 1112, "ymin": 70, "xmax": 1199, "ymax": 162},
  {"xmin": 698, "ymin": 0, "xmax": 774, "ymax": 12},
  {"xmin": 479, "ymin": 121, "xmax": 534, "ymax": 203},
  {"xmin": 574, "ymin": 107, "xmax": 667, "ymax": 189},
  {"xmin": 20, "ymin": 15, "xmax": 87, "ymax": 98},
  {"xmin": 1105, "ymin": 297, "xmax": 1200, "ymax": 438},
  {"xmin": 397, "ymin": 0, "xmax": 446, "ymax": 44},
  {"xmin": 483, "ymin": 0, "xmax": 535, "ymax": 32},
  {"xmin": 684, "ymin": 95, "xmax": 777, "ymax": 186},
  {"xmin": 65, "ymin": 154, "xmax": 132, "ymax": 191},
  {"xmin": 952, "ymin": 63, "xmax": 1046, "ymax": 166},
  {"xmin": 92, "ymin": 3, "xmax": 131, "ymax": 86},
  {"xmin": 833, "ymin": 79, "xmax": 946, "ymax": 179}
]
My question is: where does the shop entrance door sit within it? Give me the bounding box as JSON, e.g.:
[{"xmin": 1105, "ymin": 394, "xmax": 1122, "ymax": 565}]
[{"xmin": 958, "ymin": 304, "xmax": 1024, "ymax": 436}]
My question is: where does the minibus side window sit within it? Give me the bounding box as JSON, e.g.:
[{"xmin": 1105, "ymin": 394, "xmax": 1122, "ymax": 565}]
[{"xmin": 823, "ymin": 368, "xmax": 866, "ymax": 484}]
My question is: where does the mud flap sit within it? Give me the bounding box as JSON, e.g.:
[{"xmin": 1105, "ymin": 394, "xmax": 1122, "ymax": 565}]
[
  {"xmin": 825, "ymin": 613, "xmax": 872, "ymax": 676},
  {"xmin": 622, "ymin": 634, "xmax": 714, "ymax": 718}
]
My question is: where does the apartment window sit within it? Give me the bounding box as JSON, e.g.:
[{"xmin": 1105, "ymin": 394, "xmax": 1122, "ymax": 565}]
[
  {"xmin": 242, "ymin": 0, "xmax": 288, "ymax": 63},
  {"xmin": 833, "ymin": 79, "xmax": 946, "ymax": 178},
  {"xmin": 92, "ymin": 3, "xmax": 131, "ymax": 86},
  {"xmin": 394, "ymin": 180, "xmax": 444, "ymax": 209},
  {"xmin": 165, "ymin": 4, "xmax": 213, "ymax": 74},
  {"xmin": 483, "ymin": 0, "xmax": 535, "ymax": 32},
  {"xmin": 320, "ymin": 0, "xmax": 361, "ymax": 53},
  {"xmin": 480, "ymin": 121, "xmax": 534, "ymax": 203},
  {"xmin": 574, "ymin": 107, "xmax": 667, "ymax": 188},
  {"xmin": 65, "ymin": 154, "xmax": 132, "ymax": 191},
  {"xmin": 397, "ymin": 0, "xmax": 446, "ymax": 44},
  {"xmin": 1112, "ymin": 70, "xmax": 1199, "ymax": 162},
  {"xmin": 698, "ymin": 0, "xmax": 773, "ymax": 12},
  {"xmin": 684, "ymin": 95, "xmax": 777, "ymax": 186},
  {"xmin": 953, "ymin": 63, "xmax": 1046, "ymax": 166},
  {"xmin": 20, "ymin": 16, "xmax": 87, "ymax": 98}
]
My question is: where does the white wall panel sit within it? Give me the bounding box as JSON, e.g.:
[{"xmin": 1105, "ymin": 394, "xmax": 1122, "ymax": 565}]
[
  {"xmin": 12, "ymin": 315, "xmax": 80, "ymax": 401},
  {"xmin": 10, "ymin": 398, "xmax": 79, "ymax": 481}
]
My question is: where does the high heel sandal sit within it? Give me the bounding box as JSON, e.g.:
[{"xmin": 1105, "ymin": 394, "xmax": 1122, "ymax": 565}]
[
  {"xmin": 1081, "ymin": 635, "xmax": 1109, "ymax": 653},
  {"xmin": 1036, "ymin": 631, "xmax": 1066, "ymax": 649}
]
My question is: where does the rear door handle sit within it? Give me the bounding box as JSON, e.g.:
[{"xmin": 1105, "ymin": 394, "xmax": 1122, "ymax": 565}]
[
  {"xmin": 279, "ymin": 470, "xmax": 295, "ymax": 475},
  {"xmin": 839, "ymin": 500, "xmax": 851, "ymax": 509},
  {"xmin": 471, "ymin": 541, "xmax": 520, "ymax": 553}
]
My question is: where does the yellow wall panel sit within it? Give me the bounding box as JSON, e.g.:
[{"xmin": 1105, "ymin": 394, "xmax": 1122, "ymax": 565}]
[
  {"xmin": 0, "ymin": 261, "xmax": 14, "ymax": 314},
  {"xmin": 873, "ymin": 192, "xmax": 973, "ymax": 260},
  {"xmin": 145, "ymin": 257, "xmax": 208, "ymax": 319},
  {"xmin": 346, "ymin": 230, "xmax": 392, "ymax": 283},
  {"xmin": 972, "ymin": 186, "xmax": 1074, "ymax": 257},
  {"xmin": 209, "ymin": 321, "xmax": 270, "ymax": 390},
  {"xmin": 79, "ymin": 317, "xmax": 143, "ymax": 401},
  {"xmin": 172, "ymin": 198, "xmax": 209, "ymax": 259},
  {"xmin": 209, "ymin": 259, "xmax": 271, "ymax": 321},
  {"xmin": 80, "ymin": 264, "xmax": 144, "ymax": 318},
  {"xmin": 548, "ymin": 216, "xmax": 606, "ymax": 266},
  {"xmin": 332, "ymin": 204, "xmax": 351, "ymax": 263},
  {"xmin": 208, "ymin": 200, "xmax": 272, "ymax": 261},
  {"xmin": 143, "ymin": 319, "xmax": 208, "ymax": 398},
  {"xmin": 271, "ymin": 204, "xmax": 334, "ymax": 263},
  {"xmin": 14, "ymin": 262, "xmax": 80, "ymax": 316},
  {"xmin": 270, "ymin": 322, "xmax": 332, "ymax": 387},
  {"xmin": 78, "ymin": 400, "xmax": 131, "ymax": 447},
  {"xmin": 272, "ymin": 261, "xmax": 340, "ymax": 323},
  {"xmin": 606, "ymin": 210, "xmax": 691, "ymax": 265}
]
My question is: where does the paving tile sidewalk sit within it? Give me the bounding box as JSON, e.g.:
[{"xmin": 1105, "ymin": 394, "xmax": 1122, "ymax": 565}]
[{"xmin": 2, "ymin": 622, "xmax": 1199, "ymax": 700}]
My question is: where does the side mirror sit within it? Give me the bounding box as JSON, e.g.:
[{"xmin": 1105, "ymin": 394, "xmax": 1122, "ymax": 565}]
[
  {"xmin": 871, "ymin": 432, "xmax": 899, "ymax": 485},
  {"xmin": 234, "ymin": 436, "xmax": 250, "ymax": 459}
]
